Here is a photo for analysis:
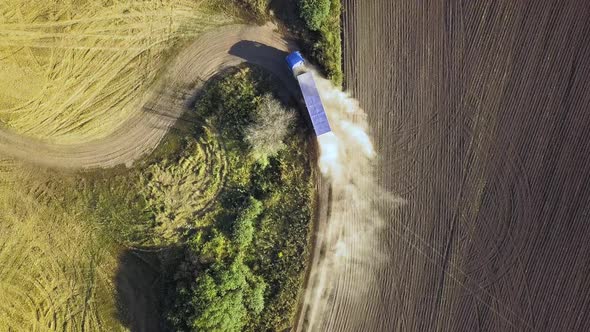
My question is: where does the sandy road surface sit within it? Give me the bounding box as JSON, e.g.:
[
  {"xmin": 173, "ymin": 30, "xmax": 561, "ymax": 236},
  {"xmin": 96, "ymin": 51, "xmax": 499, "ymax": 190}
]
[
  {"xmin": 0, "ymin": 24, "xmax": 295, "ymax": 168},
  {"xmin": 304, "ymin": 1, "xmax": 590, "ymax": 331}
]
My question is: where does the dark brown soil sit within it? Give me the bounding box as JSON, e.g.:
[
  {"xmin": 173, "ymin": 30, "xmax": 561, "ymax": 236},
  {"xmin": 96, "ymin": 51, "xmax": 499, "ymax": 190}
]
[{"xmin": 324, "ymin": 1, "xmax": 590, "ymax": 331}]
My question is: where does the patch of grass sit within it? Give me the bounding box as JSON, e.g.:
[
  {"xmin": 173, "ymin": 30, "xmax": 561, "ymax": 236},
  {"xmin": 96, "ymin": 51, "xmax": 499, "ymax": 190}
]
[
  {"xmin": 205, "ymin": 0, "xmax": 271, "ymax": 23},
  {"xmin": 162, "ymin": 67, "xmax": 314, "ymax": 331},
  {"xmin": 141, "ymin": 128, "xmax": 226, "ymax": 242}
]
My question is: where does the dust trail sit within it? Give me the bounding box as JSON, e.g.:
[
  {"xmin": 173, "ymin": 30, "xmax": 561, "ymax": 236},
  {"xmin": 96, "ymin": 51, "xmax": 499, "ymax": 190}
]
[{"xmin": 299, "ymin": 71, "xmax": 404, "ymax": 330}]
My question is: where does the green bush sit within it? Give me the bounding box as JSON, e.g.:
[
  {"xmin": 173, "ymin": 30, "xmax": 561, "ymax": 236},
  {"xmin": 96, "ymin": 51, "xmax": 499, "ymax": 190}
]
[
  {"xmin": 298, "ymin": 0, "xmax": 343, "ymax": 85},
  {"xmin": 314, "ymin": 26, "xmax": 342, "ymax": 85},
  {"xmin": 168, "ymin": 257, "xmax": 266, "ymax": 332},
  {"xmin": 198, "ymin": 230, "xmax": 231, "ymax": 263},
  {"xmin": 299, "ymin": 0, "xmax": 331, "ymax": 31},
  {"xmin": 196, "ymin": 68, "xmax": 260, "ymax": 142},
  {"xmin": 168, "ymin": 195, "xmax": 266, "ymax": 331},
  {"xmin": 233, "ymin": 197, "xmax": 263, "ymax": 250}
]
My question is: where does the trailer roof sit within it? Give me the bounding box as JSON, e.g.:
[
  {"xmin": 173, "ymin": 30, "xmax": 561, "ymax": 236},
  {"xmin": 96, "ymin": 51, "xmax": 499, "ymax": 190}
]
[{"xmin": 297, "ymin": 72, "xmax": 332, "ymax": 136}]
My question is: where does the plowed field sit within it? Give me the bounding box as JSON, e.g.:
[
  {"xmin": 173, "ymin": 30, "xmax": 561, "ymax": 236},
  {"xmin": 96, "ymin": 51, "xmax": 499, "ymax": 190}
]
[{"xmin": 305, "ymin": 1, "xmax": 590, "ymax": 331}]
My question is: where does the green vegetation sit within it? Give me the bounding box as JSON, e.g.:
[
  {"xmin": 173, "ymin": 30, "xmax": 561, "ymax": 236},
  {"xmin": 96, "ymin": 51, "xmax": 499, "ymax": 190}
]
[
  {"xmin": 167, "ymin": 198, "xmax": 266, "ymax": 331},
  {"xmin": 299, "ymin": 0, "xmax": 343, "ymax": 85},
  {"xmin": 163, "ymin": 67, "xmax": 314, "ymax": 331},
  {"xmin": 299, "ymin": 0, "xmax": 331, "ymax": 30},
  {"xmin": 141, "ymin": 129, "xmax": 226, "ymax": 243}
]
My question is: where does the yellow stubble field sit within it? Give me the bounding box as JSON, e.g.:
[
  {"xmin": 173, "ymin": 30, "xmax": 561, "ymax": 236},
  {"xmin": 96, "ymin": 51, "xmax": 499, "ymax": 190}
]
[{"xmin": 0, "ymin": 0, "xmax": 230, "ymax": 144}]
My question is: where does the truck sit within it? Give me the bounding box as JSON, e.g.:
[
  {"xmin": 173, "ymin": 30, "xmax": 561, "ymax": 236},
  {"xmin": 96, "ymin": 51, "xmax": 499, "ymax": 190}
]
[{"xmin": 286, "ymin": 51, "xmax": 332, "ymax": 137}]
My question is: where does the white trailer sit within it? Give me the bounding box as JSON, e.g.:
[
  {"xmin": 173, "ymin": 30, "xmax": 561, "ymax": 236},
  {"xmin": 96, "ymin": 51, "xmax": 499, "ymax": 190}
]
[{"xmin": 286, "ymin": 52, "xmax": 332, "ymax": 136}]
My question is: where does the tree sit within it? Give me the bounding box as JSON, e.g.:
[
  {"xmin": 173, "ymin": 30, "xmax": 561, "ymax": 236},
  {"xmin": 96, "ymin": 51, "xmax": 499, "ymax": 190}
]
[
  {"xmin": 245, "ymin": 94, "xmax": 295, "ymax": 164},
  {"xmin": 168, "ymin": 258, "xmax": 267, "ymax": 332},
  {"xmin": 167, "ymin": 196, "xmax": 267, "ymax": 332}
]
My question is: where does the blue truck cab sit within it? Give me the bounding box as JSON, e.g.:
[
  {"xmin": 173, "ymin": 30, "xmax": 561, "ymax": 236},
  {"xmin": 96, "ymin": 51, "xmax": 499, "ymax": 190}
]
[{"xmin": 286, "ymin": 51, "xmax": 306, "ymax": 74}]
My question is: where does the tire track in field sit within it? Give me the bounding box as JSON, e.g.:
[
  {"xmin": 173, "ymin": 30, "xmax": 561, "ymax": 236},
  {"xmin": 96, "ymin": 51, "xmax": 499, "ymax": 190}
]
[
  {"xmin": 0, "ymin": 24, "xmax": 295, "ymax": 168},
  {"xmin": 0, "ymin": 199, "xmax": 118, "ymax": 332}
]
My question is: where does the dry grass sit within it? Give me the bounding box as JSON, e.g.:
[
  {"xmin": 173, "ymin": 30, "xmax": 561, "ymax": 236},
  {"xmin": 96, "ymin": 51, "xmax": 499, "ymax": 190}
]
[
  {"xmin": 0, "ymin": 0, "xmax": 231, "ymax": 144},
  {"xmin": 0, "ymin": 183, "xmax": 124, "ymax": 331},
  {"xmin": 141, "ymin": 125, "xmax": 227, "ymax": 242}
]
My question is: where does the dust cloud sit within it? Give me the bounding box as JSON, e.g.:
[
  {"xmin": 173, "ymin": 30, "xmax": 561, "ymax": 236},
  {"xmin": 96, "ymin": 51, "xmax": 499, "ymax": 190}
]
[{"xmin": 300, "ymin": 72, "xmax": 404, "ymax": 329}]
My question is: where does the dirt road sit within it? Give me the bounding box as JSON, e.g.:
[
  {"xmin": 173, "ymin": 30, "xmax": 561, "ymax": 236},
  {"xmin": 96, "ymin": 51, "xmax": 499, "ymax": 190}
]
[
  {"xmin": 0, "ymin": 24, "xmax": 294, "ymax": 168},
  {"xmin": 303, "ymin": 1, "xmax": 590, "ymax": 331}
]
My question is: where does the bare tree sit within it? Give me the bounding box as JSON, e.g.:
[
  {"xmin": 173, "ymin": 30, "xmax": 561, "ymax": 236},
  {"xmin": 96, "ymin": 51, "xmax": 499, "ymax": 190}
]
[{"xmin": 245, "ymin": 94, "xmax": 295, "ymax": 163}]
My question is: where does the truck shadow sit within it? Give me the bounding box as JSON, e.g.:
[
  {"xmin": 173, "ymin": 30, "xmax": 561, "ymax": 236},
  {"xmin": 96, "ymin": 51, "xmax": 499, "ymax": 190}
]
[
  {"xmin": 228, "ymin": 40, "xmax": 299, "ymax": 93},
  {"xmin": 141, "ymin": 40, "xmax": 299, "ymax": 133},
  {"xmin": 228, "ymin": 39, "xmax": 290, "ymax": 65}
]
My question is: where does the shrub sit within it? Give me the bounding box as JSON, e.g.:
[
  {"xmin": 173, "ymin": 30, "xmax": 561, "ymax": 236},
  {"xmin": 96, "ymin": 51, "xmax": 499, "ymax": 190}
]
[
  {"xmin": 297, "ymin": 0, "xmax": 343, "ymax": 85},
  {"xmin": 196, "ymin": 68, "xmax": 260, "ymax": 142},
  {"xmin": 313, "ymin": 0, "xmax": 342, "ymax": 85},
  {"xmin": 299, "ymin": 0, "xmax": 331, "ymax": 31},
  {"xmin": 167, "ymin": 195, "xmax": 267, "ymax": 331},
  {"xmin": 199, "ymin": 230, "xmax": 231, "ymax": 263},
  {"xmin": 245, "ymin": 94, "xmax": 295, "ymax": 164},
  {"xmin": 168, "ymin": 257, "xmax": 266, "ymax": 332},
  {"xmin": 233, "ymin": 197, "xmax": 263, "ymax": 250}
]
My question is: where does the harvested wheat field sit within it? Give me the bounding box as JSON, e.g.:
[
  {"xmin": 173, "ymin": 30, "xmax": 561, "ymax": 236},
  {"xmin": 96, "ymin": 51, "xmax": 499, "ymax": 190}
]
[
  {"xmin": 298, "ymin": 0, "xmax": 590, "ymax": 331},
  {"xmin": 0, "ymin": 184, "xmax": 122, "ymax": 331},
  {"xmin": 0, "ymin": 0, "xmax": 230, "ymax": 144}
]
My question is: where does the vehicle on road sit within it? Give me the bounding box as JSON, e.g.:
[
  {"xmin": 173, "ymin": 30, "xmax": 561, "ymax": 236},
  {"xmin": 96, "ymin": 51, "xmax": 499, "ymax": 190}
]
[{"xmin": 286, "ymin": 51, "xmax": 332, "ymax": 136}]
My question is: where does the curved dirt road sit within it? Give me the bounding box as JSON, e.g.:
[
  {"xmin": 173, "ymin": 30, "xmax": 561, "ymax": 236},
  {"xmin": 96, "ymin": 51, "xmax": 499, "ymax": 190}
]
[{"xmin": 0, "ymin": 24, "xmax": 295, "ymax": 169}]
